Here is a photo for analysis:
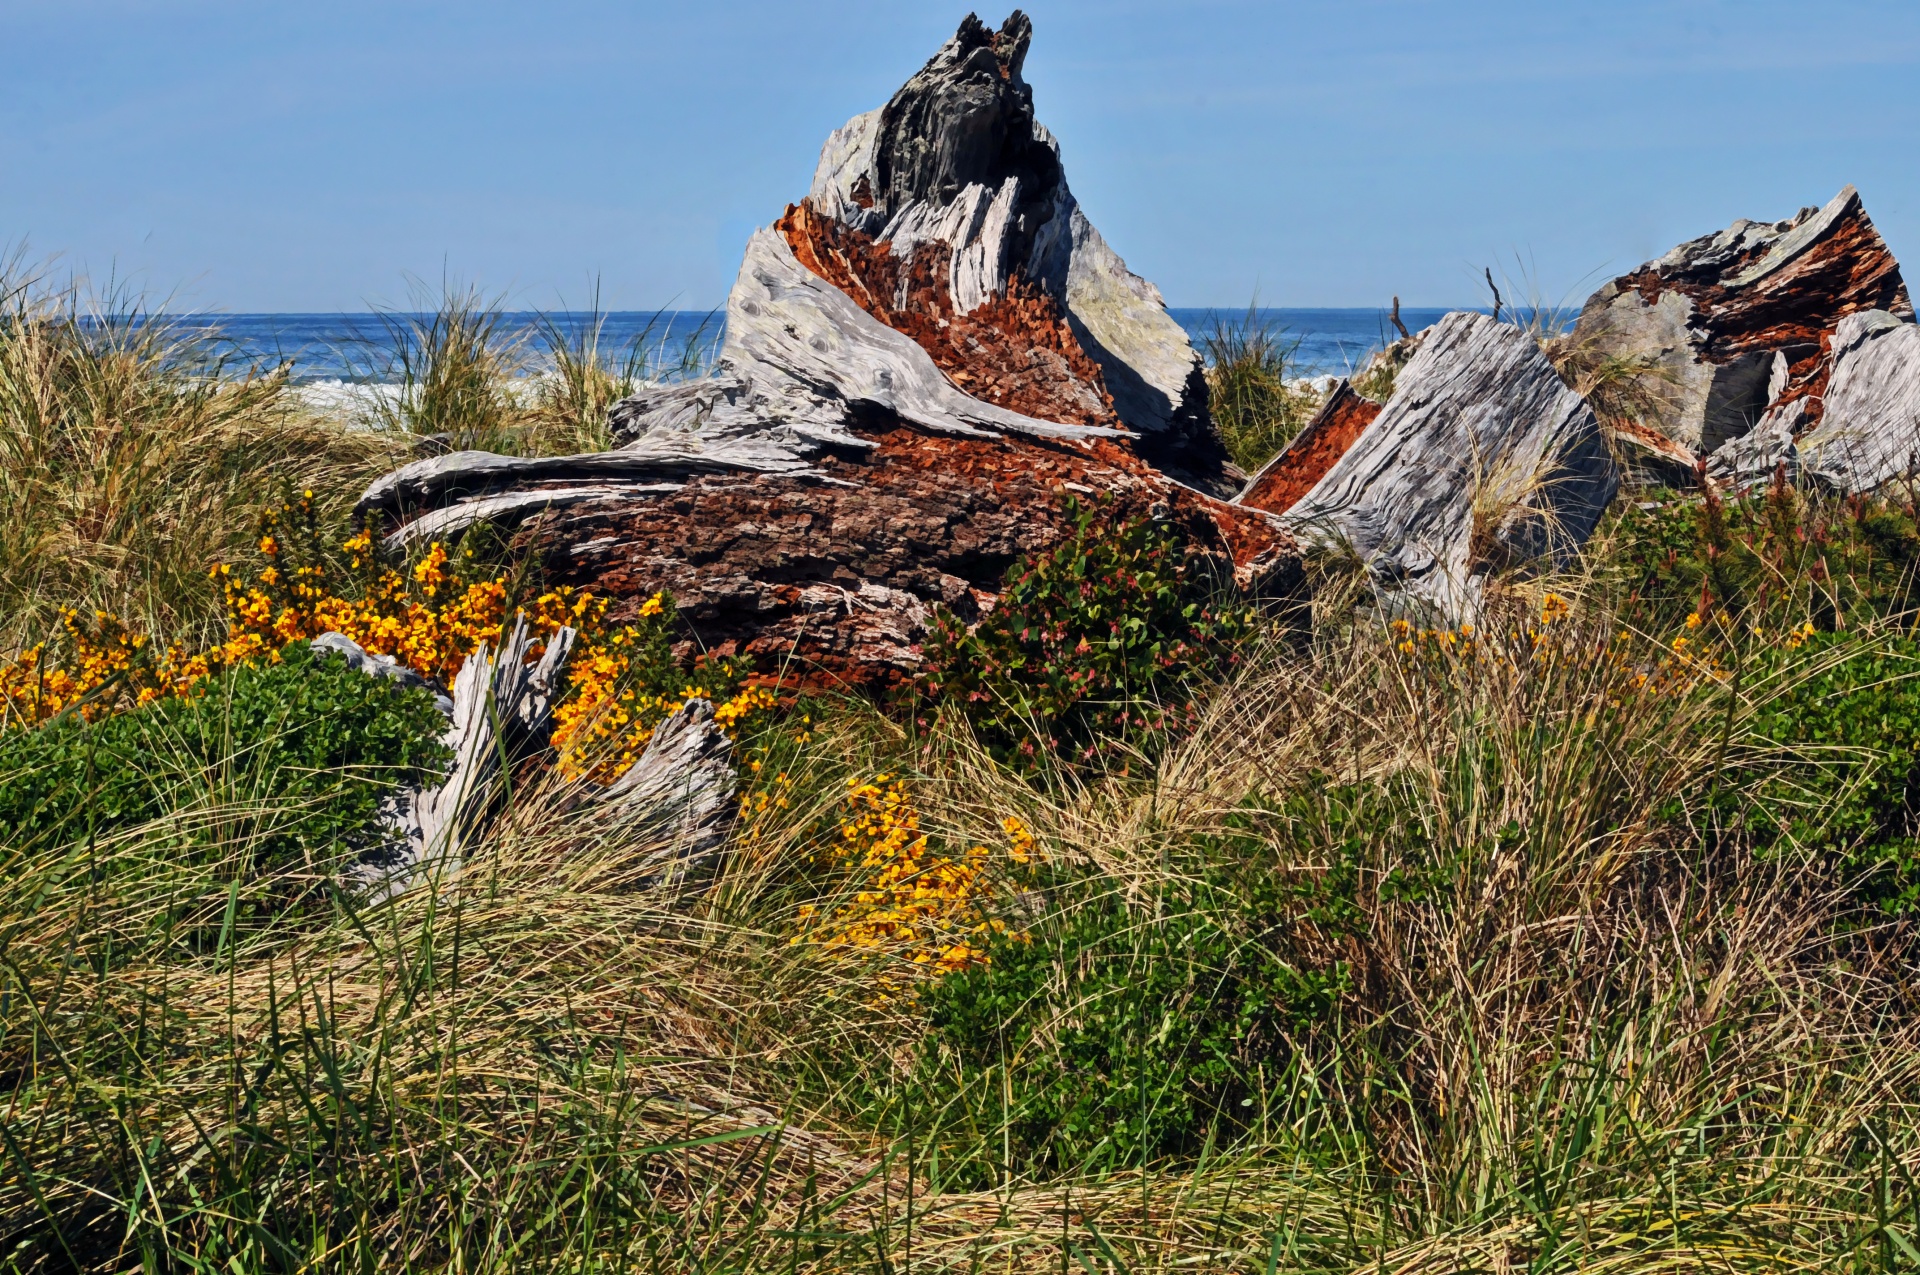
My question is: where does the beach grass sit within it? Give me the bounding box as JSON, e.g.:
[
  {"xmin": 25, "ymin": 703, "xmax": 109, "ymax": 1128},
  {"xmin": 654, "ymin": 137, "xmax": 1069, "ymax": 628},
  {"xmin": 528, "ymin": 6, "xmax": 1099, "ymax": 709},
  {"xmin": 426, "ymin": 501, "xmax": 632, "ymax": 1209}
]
[
  {"xmin": 0, "ymin": 266, "xmax": 398, "ymax": 649},
  {"xmin": 350, "ymin": 280, "xmax": 720, "ymax": 457},
  {"xmin": 1202, "ymin": 306, "xmax": 1322, "ymax": 474}
]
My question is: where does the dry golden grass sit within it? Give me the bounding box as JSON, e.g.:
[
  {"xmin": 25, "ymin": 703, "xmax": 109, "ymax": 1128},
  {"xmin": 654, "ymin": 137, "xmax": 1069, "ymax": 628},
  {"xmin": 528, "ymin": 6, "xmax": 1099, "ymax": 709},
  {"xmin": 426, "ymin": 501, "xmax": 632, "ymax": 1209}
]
[
  {"xmin": 0, "ymin": 268, "xmax": 399, "ymax": 648},
  {"xmin": 7, "ymin": 592, "xmax": 1920, "ymax": 1269}
]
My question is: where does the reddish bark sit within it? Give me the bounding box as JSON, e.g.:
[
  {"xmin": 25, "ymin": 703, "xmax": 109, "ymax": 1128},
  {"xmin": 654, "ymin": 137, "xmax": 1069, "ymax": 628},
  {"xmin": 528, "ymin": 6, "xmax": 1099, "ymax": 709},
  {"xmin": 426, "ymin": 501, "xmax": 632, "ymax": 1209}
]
[
  {"xmin": 1615, "ymin": 190, "xmax": 1911, "ymax": 427},
  {"xmin": 515, "ymin": 423, "xmax": 1297, "ymax": 691},
  {"xmin": 777, "ymin": 200, "xmax": 1119, "ymax": 429},
  {"xmin": 1237, "ymin": 381, "xmax": 1382, "ymax": 516}
]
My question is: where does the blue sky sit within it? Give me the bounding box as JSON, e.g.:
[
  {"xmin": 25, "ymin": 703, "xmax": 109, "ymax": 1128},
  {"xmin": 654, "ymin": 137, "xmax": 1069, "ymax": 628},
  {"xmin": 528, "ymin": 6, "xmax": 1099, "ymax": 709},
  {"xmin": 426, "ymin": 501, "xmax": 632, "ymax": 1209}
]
[{"xmin": 4, "ymin": 1, "xmax": 1918, "ymax": 313}]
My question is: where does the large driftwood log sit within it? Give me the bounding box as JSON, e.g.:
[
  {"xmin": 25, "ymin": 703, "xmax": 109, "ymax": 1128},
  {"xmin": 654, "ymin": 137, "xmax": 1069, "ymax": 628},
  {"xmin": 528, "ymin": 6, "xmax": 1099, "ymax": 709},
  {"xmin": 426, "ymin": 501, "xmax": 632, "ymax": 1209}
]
[
  {"xmin": 1797, "ymin": 311, "xmax": 1920, "ymax": 493},
  {"xmin": 354, "ymin": 439, "xmax": 818, "ymax": 549},
  {"xmin": 1572, "ymin": 186, "xmax": 1911, "ymax": 455},
  {"xmin": 352, "ymin": 11, "xmax": 1299, "ymax": 688},
  {"xmin": 1280, "ymin": 312, "xmax": 1617, "ymax": 617},
  {"xmin": 517, "ymin": 423, "xmax": 1298, "ymax": 689}
]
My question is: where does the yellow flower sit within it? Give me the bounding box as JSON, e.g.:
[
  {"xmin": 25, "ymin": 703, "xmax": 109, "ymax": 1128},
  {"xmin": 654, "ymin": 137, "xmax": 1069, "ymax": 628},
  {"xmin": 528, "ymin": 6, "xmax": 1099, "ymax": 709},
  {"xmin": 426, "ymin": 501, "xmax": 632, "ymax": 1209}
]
[{"xmin": 795, "ymin": 778, "xmax": 1035, "ymax": 987}]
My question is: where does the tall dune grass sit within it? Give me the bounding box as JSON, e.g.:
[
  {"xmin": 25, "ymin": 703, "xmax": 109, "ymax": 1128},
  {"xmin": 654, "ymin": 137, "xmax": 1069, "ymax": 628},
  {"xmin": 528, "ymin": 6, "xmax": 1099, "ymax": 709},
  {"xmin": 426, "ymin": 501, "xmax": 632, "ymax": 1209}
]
[
  {"xmin": 1202, "ymin": 307, "xmax": 1321, "ymax": 473},
  {"xmin": 350, "ymin": 280, "xmax": 720, "ymax": 456},
  {"xmin": 0, "ymin": 266, "xmax": 397, "ymax": 648}
]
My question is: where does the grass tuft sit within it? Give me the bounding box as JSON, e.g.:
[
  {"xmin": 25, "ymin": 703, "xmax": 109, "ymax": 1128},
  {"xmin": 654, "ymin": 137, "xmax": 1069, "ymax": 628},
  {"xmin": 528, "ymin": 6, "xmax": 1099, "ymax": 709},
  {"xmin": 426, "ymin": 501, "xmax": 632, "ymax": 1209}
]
[{"xmin": 1202, "ymin": 306, "xmax": 1322, "ymax": 473}]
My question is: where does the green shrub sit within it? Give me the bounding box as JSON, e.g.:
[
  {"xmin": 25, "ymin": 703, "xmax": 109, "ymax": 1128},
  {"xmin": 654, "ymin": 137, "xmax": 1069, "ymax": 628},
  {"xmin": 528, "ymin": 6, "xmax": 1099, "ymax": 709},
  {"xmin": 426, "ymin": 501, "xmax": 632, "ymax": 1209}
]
[
  {"xmin": 908, "ymin": 795, "xmax": 1392, "ymax": 1180},
  {"xmin": 1609, "ymin": 481, "xmax": 1920, "ymax": 635},
  {"xmin": 0, "ymin": 641, "xmax": 451, "ymax": 880},
  {"xmin": 1744, "ymin": 631, "xmax": 1920, "ymax": 916},
  {"xmin": 920, "ymin": 498, "xmax": 1259, "ymax": 770}
]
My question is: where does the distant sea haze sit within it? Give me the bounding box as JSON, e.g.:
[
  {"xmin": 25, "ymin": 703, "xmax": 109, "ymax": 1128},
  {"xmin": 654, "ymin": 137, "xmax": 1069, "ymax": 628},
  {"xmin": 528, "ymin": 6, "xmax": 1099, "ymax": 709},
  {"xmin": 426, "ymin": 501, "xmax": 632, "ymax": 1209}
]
[{"xmin": 205, "ymin": 308, "xmax": 1468, "ymax": 386}]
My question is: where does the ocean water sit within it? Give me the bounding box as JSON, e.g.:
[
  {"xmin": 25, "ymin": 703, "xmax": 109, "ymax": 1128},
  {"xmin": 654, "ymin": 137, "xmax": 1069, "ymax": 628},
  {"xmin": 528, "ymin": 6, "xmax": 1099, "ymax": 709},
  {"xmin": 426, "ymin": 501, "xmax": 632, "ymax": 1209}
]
[{"xmin": 206, "ymin": 307, "xmax": 1462, "ymax": 387}]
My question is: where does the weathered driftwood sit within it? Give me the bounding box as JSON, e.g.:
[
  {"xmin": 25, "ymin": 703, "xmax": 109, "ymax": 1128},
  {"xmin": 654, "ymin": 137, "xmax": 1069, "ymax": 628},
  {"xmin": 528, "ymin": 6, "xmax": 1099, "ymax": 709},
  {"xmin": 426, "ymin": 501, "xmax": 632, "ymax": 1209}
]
[
  {"xmin": 1706, "ymin": 402, "xmax": 1802, "ymax": 490},
  {"xmin": 329, "ymin": 617, "xmax": 744, "ymax": 901},
  {"xmin": 517, "ymin": 423, "xmax": 1298, "ymax": 688},
  {"xmin": 1607, "ymin": 416, "xmax": 1704, "ymax": 487},
  {"xmin": 1797, "ymin": 311, "xmax": 1920, "ymax": 493},
  {"xmin": 350, "ymin": 616, "xmax": 576, "ymax": 902},
  {"xmin": 709, "ymin": 225, "xmax": 1129, "ymax": 447},
  {"xmin": 603, "ymin": 10, "xmax": 1233, "ymax": 496},
  {"xmin": 383, "ymin": 484, "xmax": 683, "ymax": 551},
  {"xmin": 351, "ymin": 11, "xmax": 1298, "ymax": 687},
  {"xmin": 356, "ymin": 439, "xmax": 820, "ymax": 549},
  {"xmin": 596, "ymin": 697, "xmax": 738, "ymax": 889},
  {"xmin": 1572, "ymin": 186, "xmax": 1912, "ymax": 454},
  {"xmin": 1281, "ymin": 312, "xmax": 1617, "ymax": 617}
]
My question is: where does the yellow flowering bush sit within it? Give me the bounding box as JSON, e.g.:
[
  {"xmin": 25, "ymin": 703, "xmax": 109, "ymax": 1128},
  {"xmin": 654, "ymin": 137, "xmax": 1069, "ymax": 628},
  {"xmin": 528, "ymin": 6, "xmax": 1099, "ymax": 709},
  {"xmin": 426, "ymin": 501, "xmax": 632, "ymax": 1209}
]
[
  {"xmin": 212, "ymin": 494, "xmax": 539, "ymax": 684},
  {"xmin": 795, "ymin": 777, "xmax": 1034, "ymax": 978},
  {"xmin": 547, "ymin": 590, "xmax": 778, "ymax": 783},
  {"xmin": 3, "ymin": 494, "xmax": 782, "ymax": 776},
  {"xmin": 0, "ymin": 610, "xmax": 172, "ymax": 729}
]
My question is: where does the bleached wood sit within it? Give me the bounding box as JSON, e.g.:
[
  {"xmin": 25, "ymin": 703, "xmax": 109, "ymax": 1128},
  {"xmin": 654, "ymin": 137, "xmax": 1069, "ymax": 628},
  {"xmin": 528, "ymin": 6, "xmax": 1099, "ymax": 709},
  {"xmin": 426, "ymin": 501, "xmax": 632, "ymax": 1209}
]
[
  {"xmin": 717, "ymin": 227, "xmax": 1128, "ymax": 447},
  {"xmin": 354, "ymin": 616, "xmax": 578, "ymax": 902},
  {"xmin": 1707, "ymin": 399, "xmax": 1802, "ymax": 490},
  {"xmin": 309, "ymin": 631, "xmax": 451, "ymax": 714},
  {"xmin": 383, "ymin": 484, "xmax": 685, "ymax": 552},
  {"xmin": 596, "ymin": 698, "xmax": 738, "ymax": 890},
  {"xmin": 1798, "ymin": 311, "xmax": 1920, "ymax": 492},
  {"xmin": 356, "ymin": 438, "xmax": 814, "ymax": 525},
  {"xmin": 1282, "ymin": 311, "xmax": 1616, "ymax": 618},
  {"xmin": 1572, "ymin": 186, "xmax": 1911, "ymax": 453}
]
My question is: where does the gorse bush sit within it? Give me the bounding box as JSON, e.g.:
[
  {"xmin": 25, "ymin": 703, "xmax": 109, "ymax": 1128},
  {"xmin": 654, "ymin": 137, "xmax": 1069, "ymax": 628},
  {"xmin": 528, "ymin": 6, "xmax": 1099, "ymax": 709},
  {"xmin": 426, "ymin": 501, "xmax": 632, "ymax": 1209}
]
[
  {"xmin": 3, "ymin": 487, "xmax": 774, "ymax": 790},
  {"xmin": 551, "ymin": 589, "xmax": 772, "ymax": 783},
  {"xmin": 922, "ymin": 497, "xmax": 1258, "ymax": 770},
  {"xmin": 0, "ymin": 491, "xmax": 540, "ymax": 731},
  {"xmin": 789, "ymin": 779, "xmax": 1035, "ymax": 982}
]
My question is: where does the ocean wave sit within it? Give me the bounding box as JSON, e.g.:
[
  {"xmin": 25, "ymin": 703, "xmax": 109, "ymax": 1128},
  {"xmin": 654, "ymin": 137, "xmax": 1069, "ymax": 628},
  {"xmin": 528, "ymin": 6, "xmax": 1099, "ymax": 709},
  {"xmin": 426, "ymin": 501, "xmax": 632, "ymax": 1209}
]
[{"xmin": 290, "ymin": 374, "xmax": 567, "ymax": 420}]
